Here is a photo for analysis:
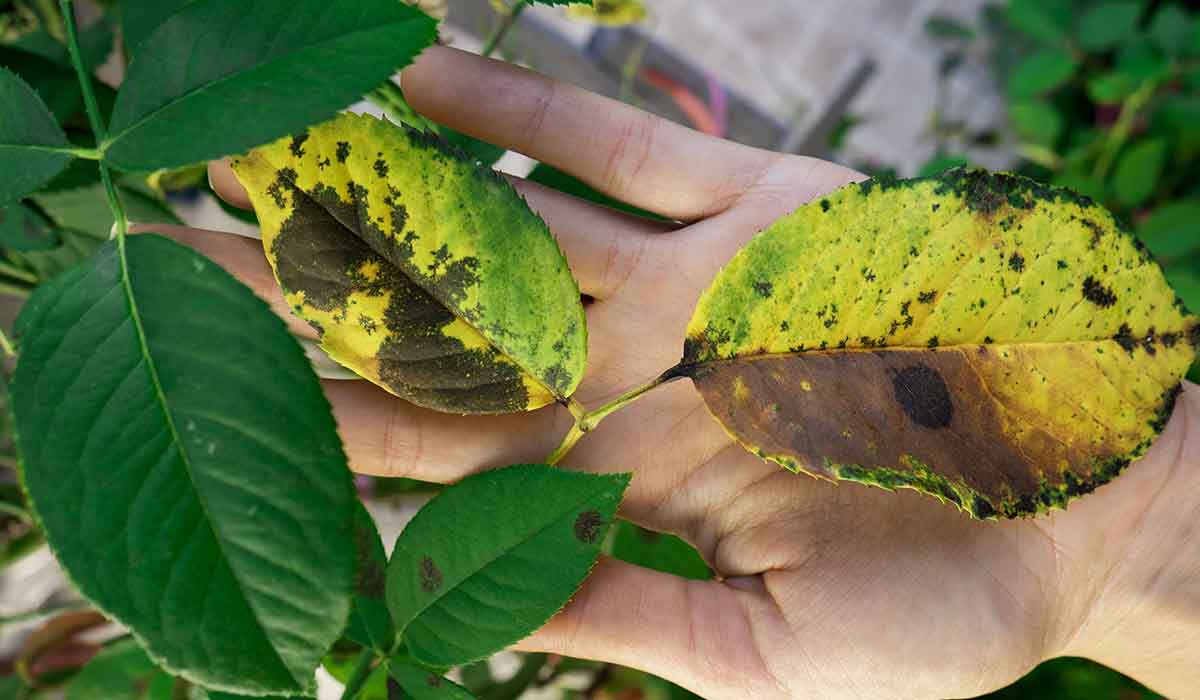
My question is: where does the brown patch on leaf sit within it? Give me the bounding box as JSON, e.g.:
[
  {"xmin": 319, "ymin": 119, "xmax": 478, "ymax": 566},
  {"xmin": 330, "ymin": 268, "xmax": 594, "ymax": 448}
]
[
  {"xmin": 573, "ymin": 510, "xmax": 605, "ymax": 544},
  {"xmin": 419, "ymin": 556, "xmax": 442, "ymax": 593}
]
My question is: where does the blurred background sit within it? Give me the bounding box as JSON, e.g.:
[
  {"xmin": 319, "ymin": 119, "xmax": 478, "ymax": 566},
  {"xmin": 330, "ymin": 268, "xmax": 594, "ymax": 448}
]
[{"xmin": 2, "ymin": 0, "xmax": 1197, "ymax": 697}]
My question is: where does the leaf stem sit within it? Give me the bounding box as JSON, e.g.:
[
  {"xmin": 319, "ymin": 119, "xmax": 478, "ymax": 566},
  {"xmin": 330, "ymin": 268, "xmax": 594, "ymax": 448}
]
[
  {"xmin": 59, "ymin": 0, "xmax": 126, "ymax": 240},
  {"xmin": 339, "ymin": 648, "xmax": 379, "ymax": 700},
  {"xmin": 1092, "ymin": 80, "xmax": 1156, "ymax": 181},
  {"xmin": 0, "ymin": 261, "xmax": 38, "ymax": 285},
  {"xmin": 0, "ymin": 328, "xmax": 16, "ymax": 359},
  {"xmin": 481, "ymin": 0, "xmax": 532, "ymax": 58},
  {"xmin": 547, "ymin": 366, "xmax": 686, "ymax": 465},
  {"xmin": 0, "ymin": 500, "xmax": 30, "ymax": 524}
]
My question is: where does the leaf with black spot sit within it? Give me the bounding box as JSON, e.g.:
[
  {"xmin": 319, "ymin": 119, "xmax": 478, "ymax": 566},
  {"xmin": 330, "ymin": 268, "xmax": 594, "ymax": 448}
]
[
  {"xmin": 387, "ymin": 659, "xmax": 475, "ymax": 699},
  {"xmin": 680, "ymin": 168, "xmax": 1197, "ymax": 519},
  {"xmin": 385, "ymin": 464, "xmax": 628, "ymax": 666},
  {"xmin": 233, "ymin": 113, "xmax": 588, "ymax": 414},
  {"xmin": 344, "ymin": 500, "xmax": 395, "ymax": 652}
]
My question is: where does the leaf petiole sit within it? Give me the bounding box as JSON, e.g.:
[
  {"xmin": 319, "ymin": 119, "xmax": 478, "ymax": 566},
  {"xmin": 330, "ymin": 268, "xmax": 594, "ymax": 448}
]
[
  {"xmin": 481, "ymin": 0, "xmax": 532, "ymax": 57},
  {"xmin": 338, "ymin": 648, "xmax": 379, "ymax": 700}
]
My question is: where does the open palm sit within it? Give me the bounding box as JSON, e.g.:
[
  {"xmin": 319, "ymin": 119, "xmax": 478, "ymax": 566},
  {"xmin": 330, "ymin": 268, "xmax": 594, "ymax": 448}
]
[{"xmin": 156, "ymin": 47, "xmax": 1199, "ymax": 699}]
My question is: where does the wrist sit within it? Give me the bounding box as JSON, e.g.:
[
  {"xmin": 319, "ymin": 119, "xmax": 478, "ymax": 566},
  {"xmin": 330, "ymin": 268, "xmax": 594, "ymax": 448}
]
[{"xmin": 1045, "ymin": 382, "xmax": 1200, "ymax": 697}]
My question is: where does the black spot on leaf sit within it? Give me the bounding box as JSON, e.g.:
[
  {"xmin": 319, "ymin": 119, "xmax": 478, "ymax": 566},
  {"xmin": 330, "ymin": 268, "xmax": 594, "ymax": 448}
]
[
  {"xmin": 1081, "ymin": 276, "xmax": 1117, "ymax": 307},
  {"xmin": 752, "ymin": 280, "xmax": 773, "ymax": 298},
  {"xmin": 374, "ymin": 158, "xmax": 389, "ymax": 178},
  {"xmin": 573, "ymin": 510, "xmax": 605, "ymax": 544},
  {"xmin": 891, "ymin": 364, "xmax": 953, "ymax": 429},
  {"xmin": 419, "ymin": 556, "xmax": 442, "ymax": 593},
  {"xmin": 336, "ymin": 141, "xmax": 351, "ymax": 163},
  {"xmin": 918, "ymin": 290, "xmax": 937, "ymax": 304},
  {"xmin": 289, "ymin": 132, "xmax": 309, "ymax": 157},
  {"xmin": 1008, "ymin": 252, "xmax": 1025, "ymax": 272},
  {"xmin": 1113, "ymin": 323, "xmax": 1136, "ymax": 353}
]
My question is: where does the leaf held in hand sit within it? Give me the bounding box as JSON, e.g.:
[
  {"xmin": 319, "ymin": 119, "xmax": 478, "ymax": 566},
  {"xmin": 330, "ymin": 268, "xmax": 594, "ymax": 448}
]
[
  {"xmin": 388, "ymin": 660, "xmax": 476, "ymax": 699},
  {"xmin": 683, "ymin": 169, "xmax": 1197, "ymax": 519},
  {"xmin": 232, "ymin": 113, "xmax": 587, "ymax": 414}
]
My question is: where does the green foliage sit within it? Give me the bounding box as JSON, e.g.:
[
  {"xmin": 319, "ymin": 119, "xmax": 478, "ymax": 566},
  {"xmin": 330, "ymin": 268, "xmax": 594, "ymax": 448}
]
[
  {"xmin": 119, "ymin": 0, "xmax": 192, "ymax": 58},
  {"xmin": 0, "ymin": 67, "xmax": 73, "ymax": 206},
  {"xmin": 346, "ymin": 501, "xmax": 396, "ymax": 652},
  {"xmin": 386, "ymin": 464, "xmax": 629, "ymax": 666},
  {"xmin": 104, "ymin": 0, "xmax": 438, "ymax": 170},
  {"xmin": 388, "ymin": 659, "xmax": 476, "ymax": 699},
  {"xmin": 0, "ymin": 202, "xmax": 59, "ymax": 251},
  {"xmin": 979, "ymin": 656, "xmax": 1161, "ymax": 699},
  {"xmin": 11, "ymin": 235, "xmax": 356, "ymax": 694},
  {"xmin": 608, "ymin": 521, "xmax": 712, "ymax": 580},
  {"xmin": 66, "ymin": 638, "xmax": 174, "ymax": 700}
]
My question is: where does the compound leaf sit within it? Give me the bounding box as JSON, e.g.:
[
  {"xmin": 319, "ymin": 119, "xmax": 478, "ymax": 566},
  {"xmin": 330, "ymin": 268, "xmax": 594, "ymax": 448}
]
[
  {"xmin": 12, "ymin": 234, "xmax": 355, "ymax": 694},
  {"xmin": 233, "ymin": 113, "xmax": 587, "ymax": 414},
  {"xmin": 385, "ymin": 464, "xmax": 628, "ymax": 666},
  {"xmin": 105, "ymin": 0, "xmax": 438, "ymax": 170},
  {"xmin": 682, "ymin": 169, "xmax": 1196, "ymax": 519},
  {"xmin": 0, "ymin": 67, "xmax": 73, "ymax": 207},
  {"xmin": 388, "ymin": 660, "xmax": 475, "ymax": 699},
  {"xmin": 67, "ymin": 639, "xmax": 174, "ymax": 700}
]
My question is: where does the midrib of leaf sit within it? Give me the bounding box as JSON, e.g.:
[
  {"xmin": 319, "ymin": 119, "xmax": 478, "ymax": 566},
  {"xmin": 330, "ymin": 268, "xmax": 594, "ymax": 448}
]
[
  {"xmin": 113, "ymin": 236, "xmax": 298, "ymax": 688},
  {"xmin": 400, "ymin": 480, "xmax": 615, "ymax": 631},
  {"xmin": 102, "ymin": 15, "xmax": 432, "ymax": 154}
]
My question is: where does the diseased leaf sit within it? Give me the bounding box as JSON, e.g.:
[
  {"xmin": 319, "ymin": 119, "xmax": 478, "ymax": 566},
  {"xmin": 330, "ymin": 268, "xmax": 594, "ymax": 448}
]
[
  {"xmin": 388, "ymin": 660, "xmax": 475, "ymax": 699},
  {"xmin": 0, "ymin": 67, "xmax": 74, "ymax": 207},
  {"xmin": 345, "ymin": 500, "xmax": 395, "ymax": 652},
  {"xmin": 385, "ymin": 464, "xmax": 628, "ymax": 667},
  {"xmin": 682, "ymin": 169, "xmax": 1196, "ymax": 519},
  {"xmin": 232, "ymin": 113, "xmax": 587, "ymax": 414},
  {"xmin": 0, "ymin": 203, "xmax": 59, "ymax": 251},
  {"xmin": 67, "ymin": 638, "xmax": 174, "ymax": 700},
  {"xmin": 608, "ymin": 521, "xmax": 712, "ymax": 580},
  {"xmin": 104, "ymin": 0, "xmax": 438, "ymax": 170},
  {"xmin": 12, "ymin": 234, "xmax": 355, "ymax": 694}
]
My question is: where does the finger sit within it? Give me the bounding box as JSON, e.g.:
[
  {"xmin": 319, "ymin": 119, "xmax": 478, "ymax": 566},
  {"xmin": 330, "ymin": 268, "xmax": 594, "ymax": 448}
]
[
  {"xmin": 402, "ymin": 45, "xmax": 782, "ymax": 222},
  {"xmin": 207, "ymin": 158, "xmax": 674, "ymax": 300},
  {"xmin": 131, "ymin": 224, "xmax": 317, "ymax": 341},
  {"xmin": 515, "ymin": 557, "xmax": 789, "ymax": 699}
]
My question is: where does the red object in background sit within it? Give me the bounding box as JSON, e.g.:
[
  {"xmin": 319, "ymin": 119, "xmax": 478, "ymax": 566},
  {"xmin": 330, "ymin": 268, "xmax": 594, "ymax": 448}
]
[{"xmin": 640, "ymin": 67, "xmax": 727, "ymax": 137}]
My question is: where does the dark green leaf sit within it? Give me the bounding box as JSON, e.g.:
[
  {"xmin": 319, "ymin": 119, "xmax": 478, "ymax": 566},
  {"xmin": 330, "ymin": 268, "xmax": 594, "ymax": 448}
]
[
  {"xmin": 1112, "ymin": 138, "xmax": 1167, "ymax": 207},
  {"xmin": 30, "ymin": 182, "xmax": 180, "ymax": 240},
  {"xmin": 1158, "ymin": 95, "xmax": 1200, "ymax": 153},
  {"xmin": 924, "ymin": 15, "xmax": 975, "ymax": 41},
  {"xmin": 441, "ymin": 128, "xmax": 506, "ymax": 167},
  {"xmin": 120, "ymin": 0, "xmax": 194, "ymax": 58},
  {"xmin": 1117, "ymin": 38, "xmax": 1171, "ymax": 81},
  {"xmin": 387, "ymin": 659, "xmax": 475, "ymax": 699},
  {"xmin": 7, "ymin": 229, "xmax": 104, "ymax": 282},
  {"xmin": 526, "ymin": 163, "xmax": 667, "ymax": 221},
  {"xmin": 345, "ymin": 500, "xmax": 394, "ymax": 652},
  {"xmin": 0, "ymin": 203, "xmax": 59, "ymax": 251},
  {"xmin": 1052, "ymin": 171, "xmax": 1106, "ymax": 202},
  {"xmin": 1149, "ymin": 4, "xmax": 1192, "ymax": 55},
  {"xmin": 918, "ymin": 153, "xmax": 970, "ymax": 177},
  {"xmin": 1137, "ymin": 200, "xmax": 1200, "ymax": 259},
  {"xmin": 1076, "ymin": 3, "xmax": 1143, "ymax": 52},
  {"xmin": 104, "ymin": 0, "xmax": 439, "ymax": 170},
  {"xmin": 0, "ymin": 67, "xmax": 74, "ymax": 206},
  {"xmin": 1004, "ymin": 0, "xmax": 1072, "ymax": 44},
  {"xmin": 1009, "ymin": 100, "xmax": 1063, "ymax": 146},
  {"xmin": 386, "ymin": 464, "xmax": 629, "ymax": 666},
  {"xmin": 12, "ymin": 234, "xmax": 356, "ymax": 694},
  {"xmin": 1006, "ymin": 47, "xmax": 1077, "ymax": 98},
  {"xmin": 609, "ymin": 521, "xmax": 712, "ymax": 580},
  {"xmin": 67, "ymin": 638, "xmax": 174, "ymax": 700},
  {"xmin": 1086, "ymin": 71, "xmax": 1137, "ymax": 103},
  {"xmin": 0, "ymin": 46, "xmax": 82, "ymax": 121}
]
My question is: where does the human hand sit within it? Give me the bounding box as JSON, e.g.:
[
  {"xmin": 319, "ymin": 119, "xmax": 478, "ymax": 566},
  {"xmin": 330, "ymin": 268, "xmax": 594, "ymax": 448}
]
[{"xmin": 160, "ymin": 47, "xmax": 1200, "ymax": 699}]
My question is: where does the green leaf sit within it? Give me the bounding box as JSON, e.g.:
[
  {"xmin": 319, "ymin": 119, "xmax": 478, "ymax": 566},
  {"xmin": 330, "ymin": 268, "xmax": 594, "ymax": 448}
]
[
  {"xmin": 67, "ymin": 638, "xmax": 174, "ymax": 700},
  {"xmin": 104, "ymin": 0, "xmax": 438, "ymax": 170},
  {"xmin": 1076, "ymin": 3, "xmax": 1143, "ymax": 52},
  {"xmin": 11, "ymin": 234, "xmax": 356, "ymax": 694},
  {"xmin": 345, "ymin": 501, "xmax": 394, "ymax": 652},
  {"xmin": 1086, "ymin": 71, "xmax": 1137, "ymax": 103},
  {"xmin": 1157, "ymin": 95, "xmax": 1200, "ymax": 153},
  {"xmin": 386, "ymin": 464, "xmax": 629, "ymax": 666},
  {"xmin": 232, "ymin": 113, "xmax": 588, "ymax": 414},
  {"xmin": 30, "ymin": 182, "xmax": 180, "ymax": 240},
  {"xmin": 324, "ymin": 657, "xmax": 389, "ymax": 700},
  {"xmin": 6, "ymin": 229, "xmax": 104, "ymax": 282},
  {"xmin": 1137, "ymin": 200, "xmax": 1200, "ymax": 259},
  {"xmin": 609, "ymin": 521, "xmax": 712, "ymax": 580},
  {"xmin": 387, "ymin": 659, "xmax": 475, "ymax": 699},
  {"xmin": 917, "ymin": 154, "xmax": 969, "ymax": 177},
  {"xmin": 1052, "ymin": 171, "xmax": 1107, "ymax": 202},
  {"xmin": 1009, "ymin": 100, "xmax": 1063, "ymax": 146},
  {"xmin": 924, "ymin": 15, "xmax": 976, "ymax": 41},
  {"xmin": 1006, "ymin": 47, "xmax": 1077, "ymax": 98},
  {"xmin": 1004, "ymin": 0, "xmax": 1072, "ymax": 44},
  {"xmin": 1117, "ymin": 38, "xmax": 1171, "ymax": 81},
  {"xmin": 0, "ymin": 203, "xmax": 59, "ymax": 251},
  {"xmin": 526, "ymin": 163, "xmax": 667, "ymax": 221},
  {"xmin": 441, "ymin": 128, "xmax": 507, "ymax": 168},
  {"xmin": 0, "ymin": 46, "xmax": 82, "ymax": 121},
  {"xmin": 120, "ymin": 0, "xmax": 194, "ymax": 58},
  {"xmin": 1112, "ymin": 138, "xmax": 1167, "ymax": 207},
  {"xmin": 1149, "ymin": 3, "xmax": 1193, "ymax": 55},
  {"xmin": 0, "ymin": 67, "xmax": 74, "ymax": 207},
  {"xmin": 682, "ymin": 169, "xmax": 1195, "ymax": 519}
]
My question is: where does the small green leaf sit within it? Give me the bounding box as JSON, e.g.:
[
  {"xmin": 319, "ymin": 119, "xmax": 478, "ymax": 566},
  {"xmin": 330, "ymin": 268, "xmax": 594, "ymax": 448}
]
[
  {"xmin": 67, "ymin": 638, "xmax": 174, "ymax": 700},
  {"xmin": 388, "ymin": 659, "xmax": 475, "ymax": 699},
  {"xmin": 0, "ymin": 67, "xmax": 74, "ymax": 207},
  {"xmin": 1009, "ymin": 100, "xmax": 1063, "ymax": 146},
  {"xmin": 105, "ymin": 0, "xmax": 438, "ymax": 170},
  {"xmin": 924, "ymin": 15, "xmax": 976, "ymax": 41},
  {"xmin": 12, "ymin": 234, "xmax": 356, "ymax": 694},
  {"xmin": 1076, "ymin": 3, "xmax": 1143, "ymax": 52},
  {"xmin": 120, "ymin": 0, "xmax": 194, "ymax": 58},
  {"xmin": 0, "ymin": 203, "xmax": 59, "ymax": 251},
  {"xmin": 30, "ymin": 182, "xmax": 180, "ymax": 240},
  {"xmin": 1149, "ymin": 4, "xmax": 1193, "ymax": 55},
  {"xmin": 386, "ymin": 464, "xmax": 629, "ymax": 667},
  {"xmin": 917, "ymin": 154, "xmax": 970, "ymax": 177},
  {"xmin": 1004, "ymin": 0, "xmax": 1072, "ymax": 44},
  {"xmin": 1086, "ymin": 72, "xmax": 1137, "ymax": 103},
  {"xmin": 324, "ymin": 657, "xmax": 389, "ymax": 700},
  {"xmin": 1052, "ymin": 171, "xmax": 1106, "ymax": 202},
  {"xmin": 345, "ymin": 500, "xmax": 395, "ymax": 652},
  {"xmin": 609, "ymin": 521, "xmax": 712, "ymax": 580},
  {"xmin": 6, "ymin": 229, "xmax": 104, "ymax": 283},
  {"xmin": 1007, "ymin": 47, "xmax": 1077, "ymax": 98},
  {"xmin": 1117, "ymin": 38, "xmax": 1171, "ymax": 81},
  {"xmin": 1137, "ymin": 200, "xmax": 1200, "ymax": 259},
  {"xmin": 0, "ymin": 46, "xmax": 83, "ymax": 121},
  {"xmin": 526, "ymin": 163, "xmax": 666, "ymax": 221},
  {"xmin": 1112, "ymin": 139, "xmax": 1167, "ymax": 207}
]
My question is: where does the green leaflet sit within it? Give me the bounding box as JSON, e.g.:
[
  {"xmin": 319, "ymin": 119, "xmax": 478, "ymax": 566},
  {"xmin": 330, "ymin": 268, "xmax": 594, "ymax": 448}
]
[
  {"xmin": 104, "ymin": 0, "xmax": 438, "ymax": 170},
  {"xmin": 12, "ymin": 235, "xmax": 355, "ymax": 694},
  {"xmin": 0, "ymin": 203, "xmax": 59, "ymax": 251},
  {"xmin": 0, "ymin": 67, "xmax": 74, "ymax": 207},
  {"xmin": 120, "ymin": 0, "xmax": 194, "ymax": 58},
  {"xmin": 345, "ymin": 500, "xmax": 395, "ymax": 652},
  {"xmin": 388, "ymin": 660, "xmax": 475, "ymax": 699},
  {"xmin": 67, "ymin": 638, "xmax": 174, "ymax": 700},
  {"xmin": 609, "ymin": 521, "xmax": 712, "ymax": 581},
  {"xmin": 385, "ymin": 465, "xmax": 628, "ymax": 666},
  {"xmin": 233, "ymin": 113, "xmax": 588, "ymax": 414}
]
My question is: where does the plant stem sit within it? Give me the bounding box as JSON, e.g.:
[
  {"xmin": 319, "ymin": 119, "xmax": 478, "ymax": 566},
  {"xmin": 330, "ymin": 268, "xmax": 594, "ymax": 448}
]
[
  {"xmin": 481, "ymin": 653, "xmax": 547, "ymax": 700},
  {"xmin": 0, "ymin": 328, "xmax": 16, "ymax": 359},
  {"xmin": 546, "ymin": 366, "xmax": 686, "ymax": 465},
  {"xmin": 59, "ymin": 0, "xmax": 126, "ymax": 241},
  {"xmin": 481, "ymin": 0, "xmax": 531, "ymax": 58},
  {"xmin": 0, "ymin": 280, "xmax": 32, "ymax": 299},
  {"xmin": 339, "ymin": 649, "xmax": 379, "ymax": 700},
  {"xmin": 0, "ymin": 261, "xmax": 39, "ymax": 286},
  {"xmin": 0, "ymin": 602, "xmax": 89, "ymax": 629},
  {"xmin": 0, "ymin": 500, "xmax": 30, "ymax": 523},
  {"xmin": 1092, "ymin": 80, "xmax": 1156, "ymax": 181}
]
